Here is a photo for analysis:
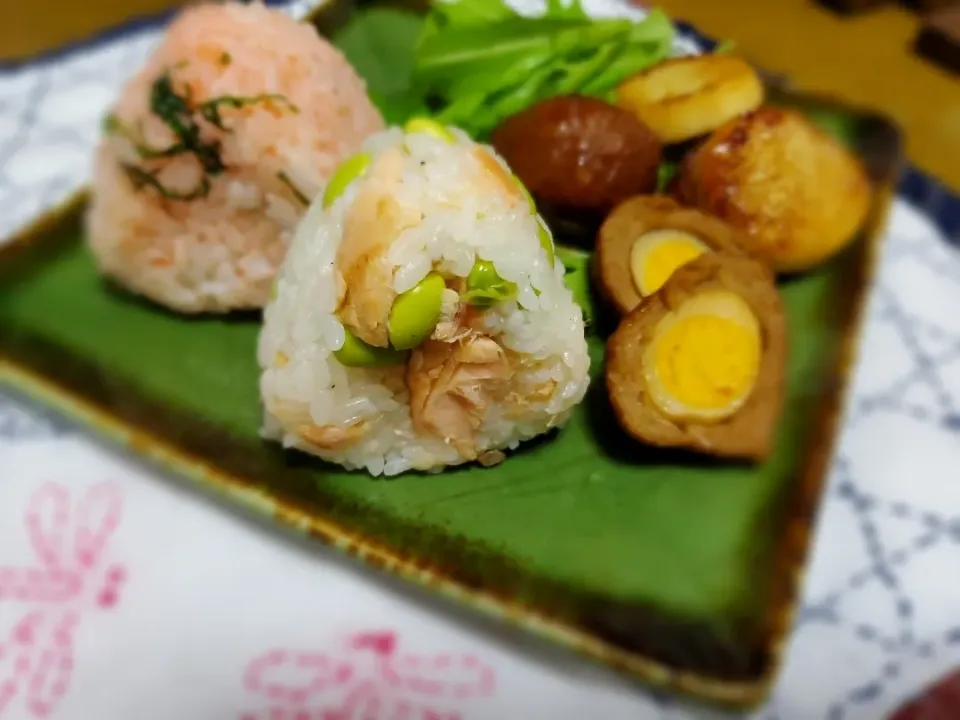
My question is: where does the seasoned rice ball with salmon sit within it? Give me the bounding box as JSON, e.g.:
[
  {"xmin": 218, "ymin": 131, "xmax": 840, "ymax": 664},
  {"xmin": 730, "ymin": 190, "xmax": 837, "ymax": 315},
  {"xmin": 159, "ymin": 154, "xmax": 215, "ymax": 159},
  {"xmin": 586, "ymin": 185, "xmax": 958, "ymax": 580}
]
[
  {"xmin": 86, "ymin": 1, "xmax": 384, "ymax": 313},
  {"xmin": 257, "ymin": 120, "xmax": 591, "ymax": 476}
]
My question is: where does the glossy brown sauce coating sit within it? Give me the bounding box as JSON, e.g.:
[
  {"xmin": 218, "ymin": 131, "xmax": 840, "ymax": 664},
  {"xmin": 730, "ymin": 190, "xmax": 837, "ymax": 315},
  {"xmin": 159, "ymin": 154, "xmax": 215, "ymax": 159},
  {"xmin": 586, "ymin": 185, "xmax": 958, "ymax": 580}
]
[
  {"xmin": 490, "ymin": 95, "xmax": 663, "ymax": 217},
  {"xmin": 675, "ymin": 106, "xmax": 872, "ymax": 272}
]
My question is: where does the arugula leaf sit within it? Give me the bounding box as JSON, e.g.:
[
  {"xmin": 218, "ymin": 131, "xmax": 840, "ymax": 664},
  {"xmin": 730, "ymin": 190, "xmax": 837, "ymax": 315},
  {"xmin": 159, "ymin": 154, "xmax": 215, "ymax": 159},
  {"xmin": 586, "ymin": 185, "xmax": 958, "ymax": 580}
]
[
  {"xmin": 581, "ymin": 8, "xmax": 674, "ymax": 94},
  {"xmin": 437, "ymin": 0, "xmax": 514, "ymax": 25},
  {"xmin": 416, "ymin": 21, "xmax": 573, "ymax": 85},
  {"xmin": 416, "ymin": 0, "xmax": 515, "ymax": 55},
  {"xmin": 544, "ymin": 0, "xmax": 590, "ymax": 21},
  {"xmin": 411, "ymin": 0, "xmax": 675, "ymax": 139}
]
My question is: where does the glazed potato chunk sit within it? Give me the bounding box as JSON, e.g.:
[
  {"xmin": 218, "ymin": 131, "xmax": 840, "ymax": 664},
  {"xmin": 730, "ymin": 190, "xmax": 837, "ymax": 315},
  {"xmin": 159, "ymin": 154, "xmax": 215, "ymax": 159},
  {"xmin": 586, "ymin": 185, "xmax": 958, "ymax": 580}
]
[{"xmin": 675, "ymin": 107, "xmax": 872, "ymax": 273}]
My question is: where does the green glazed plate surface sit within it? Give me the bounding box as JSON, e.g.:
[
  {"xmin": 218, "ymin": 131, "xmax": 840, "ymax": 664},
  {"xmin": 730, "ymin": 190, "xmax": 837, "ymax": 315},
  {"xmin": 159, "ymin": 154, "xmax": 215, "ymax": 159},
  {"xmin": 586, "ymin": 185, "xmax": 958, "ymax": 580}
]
[{"xmin": 0, "ymin": 3, "xmax": 904, "ymax": 710}]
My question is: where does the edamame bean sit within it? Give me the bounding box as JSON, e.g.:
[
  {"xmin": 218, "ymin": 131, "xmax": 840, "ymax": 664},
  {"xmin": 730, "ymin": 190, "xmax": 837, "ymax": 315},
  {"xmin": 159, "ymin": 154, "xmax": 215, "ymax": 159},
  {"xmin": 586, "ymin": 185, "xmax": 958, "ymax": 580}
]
[
  {"xmin": 538, "ymin": 219, "xmax": 556, "ymax": 267},
  {"xmin": 465, "ymin": 260, "xmax": 517, "ymax": 308},
  {"xmin": 388, "ymin": 273, "xmax": 446, "ymax": 350},
  {"xmin": 514, "ymin": 175, "xmax": 536, "ymax": 214},
  {"xmin": 322, "ymin": 152, "xmax": 371, "ymax": 209},
  {"xmin": 404, "ymin": 117, "xmax": 456, "ymax": 143},
  {"xmin": 335, "ymin": 329, "xmax": 408, "ymax": 367}
]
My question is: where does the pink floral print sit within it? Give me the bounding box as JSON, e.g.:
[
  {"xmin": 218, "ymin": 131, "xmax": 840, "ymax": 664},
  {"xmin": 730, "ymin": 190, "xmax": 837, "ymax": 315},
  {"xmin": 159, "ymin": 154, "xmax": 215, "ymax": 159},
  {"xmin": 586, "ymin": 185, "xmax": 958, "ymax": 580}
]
[
  {"xmin": 0, "ymin": 483, "xmax": 127, "ymax": 717},
  {"xmin": 241, "ymin": 630, "xmax": 496, "ymax": 719}
]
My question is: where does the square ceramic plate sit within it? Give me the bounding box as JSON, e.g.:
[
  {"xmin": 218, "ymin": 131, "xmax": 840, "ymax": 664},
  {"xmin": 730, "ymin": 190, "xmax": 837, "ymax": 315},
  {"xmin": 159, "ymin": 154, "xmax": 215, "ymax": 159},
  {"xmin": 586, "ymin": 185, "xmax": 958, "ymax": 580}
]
[{"xmin": 0, "ymin": 0, "xmax": 904, "ymax": 709}]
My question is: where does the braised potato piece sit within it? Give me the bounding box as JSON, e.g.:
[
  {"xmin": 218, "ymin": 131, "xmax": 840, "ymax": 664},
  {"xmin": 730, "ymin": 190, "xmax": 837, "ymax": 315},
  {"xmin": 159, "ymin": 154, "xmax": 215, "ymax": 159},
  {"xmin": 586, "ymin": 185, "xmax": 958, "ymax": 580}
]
[
  {"xmin": 595, "ymin": 194, "xmax": 748, "ymax": 315},
  {"xmin": 615, "ymin": 55, "xmax": 764, "ymax": 144},
  {"xmin": 675, "ymin": 107, "xmax": 872, "ymax": 272},
  {"xmin": 606, "ymin": 253, "xmax": 787, "ymax": 461},
  {"xmin": 490, "ymin": 95, "xmax": 662, "ymax": 217}
]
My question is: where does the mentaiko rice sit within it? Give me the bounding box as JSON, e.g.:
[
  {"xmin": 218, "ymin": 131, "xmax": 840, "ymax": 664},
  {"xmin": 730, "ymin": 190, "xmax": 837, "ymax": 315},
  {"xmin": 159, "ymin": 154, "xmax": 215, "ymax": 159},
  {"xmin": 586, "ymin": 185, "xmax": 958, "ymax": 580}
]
[
  {"xmin": 86, "ymin": 1, "xmax": 384, "ymax": 313},
  {"xmin": 258, "ymin": 124, "xmax": 591, "ymax": 476}
]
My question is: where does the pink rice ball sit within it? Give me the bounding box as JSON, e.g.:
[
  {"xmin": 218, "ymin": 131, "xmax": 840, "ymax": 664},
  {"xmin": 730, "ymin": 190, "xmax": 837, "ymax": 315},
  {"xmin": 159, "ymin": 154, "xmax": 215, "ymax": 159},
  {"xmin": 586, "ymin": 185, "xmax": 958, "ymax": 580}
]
[{"xmin": 86, "ymin": 1, "xmax": 384, "ymax": 313}]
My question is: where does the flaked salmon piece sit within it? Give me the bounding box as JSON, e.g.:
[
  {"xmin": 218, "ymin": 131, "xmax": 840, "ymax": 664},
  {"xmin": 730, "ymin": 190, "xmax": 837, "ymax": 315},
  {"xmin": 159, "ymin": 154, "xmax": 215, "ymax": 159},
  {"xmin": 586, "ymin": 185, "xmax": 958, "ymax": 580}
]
[
  {"xmin": 504, "ymin": 379, "xmax": 558, "ymax": 420},
  {"xmin": 472, "ymin": 148, "xmax": 523, "ymax": 209},
  {"xmin": 297, "ymin": 421, "xmax": 366, "ymax": 450},
  {"xmin": 432, "ymin": 287, "xmax": 478, "ymax": 344},
  {"xmin": 407, "ymin": 336, "xmax": 512, "ymax": 460},
  {"xmin": 431, "ymin": 287, "xmax": 462, "ymax": 343},
  {"xmin": 265, "ymin": 397, "xmax": 368, "ymax": 450},
  {"xmin": 336, "ymin": 146, "xmax": 422, "ymax": 347}
]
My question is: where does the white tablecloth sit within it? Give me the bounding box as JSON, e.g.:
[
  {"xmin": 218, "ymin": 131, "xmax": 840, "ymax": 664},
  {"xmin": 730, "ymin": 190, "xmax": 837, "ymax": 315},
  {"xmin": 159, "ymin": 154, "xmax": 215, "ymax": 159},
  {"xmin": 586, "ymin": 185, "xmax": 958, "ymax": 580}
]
[{"xmin": 2, "ymin": 2, "xmax": 960, "ymax": 718}]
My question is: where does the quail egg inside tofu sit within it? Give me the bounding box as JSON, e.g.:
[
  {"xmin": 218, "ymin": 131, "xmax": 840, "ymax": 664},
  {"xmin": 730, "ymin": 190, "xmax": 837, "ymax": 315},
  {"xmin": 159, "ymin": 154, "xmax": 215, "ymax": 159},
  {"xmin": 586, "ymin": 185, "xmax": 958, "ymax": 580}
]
[
  {"xmin": 641, "ymin": 290, "xmax": 761, "ymax": 422},
  {"xmin": 605, "ymin": 253, "xmax": 787, "ymax": 461},
  {"xmin": 630, "ymin": 230, "xmax": 709, "ymax": 298},
  {"xmin": 596, "ymin": 195, "xmax": 750, "ymax": 316}
]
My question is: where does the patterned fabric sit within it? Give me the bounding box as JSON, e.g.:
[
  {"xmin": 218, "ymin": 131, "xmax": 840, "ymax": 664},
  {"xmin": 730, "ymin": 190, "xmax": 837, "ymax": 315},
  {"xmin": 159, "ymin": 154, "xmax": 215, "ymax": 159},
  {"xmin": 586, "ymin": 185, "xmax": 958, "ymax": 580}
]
[{"xmin": 1, "ymin": 2, "xmax": 960, "ymax": 718}]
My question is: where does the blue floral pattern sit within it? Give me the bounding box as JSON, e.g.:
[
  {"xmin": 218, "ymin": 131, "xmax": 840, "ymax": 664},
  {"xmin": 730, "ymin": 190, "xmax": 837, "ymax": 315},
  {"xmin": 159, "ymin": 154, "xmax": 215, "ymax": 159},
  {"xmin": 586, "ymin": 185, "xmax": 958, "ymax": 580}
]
[{"xmin": 1, "ymin": 3, "xmax": 959, "ymax": 718}]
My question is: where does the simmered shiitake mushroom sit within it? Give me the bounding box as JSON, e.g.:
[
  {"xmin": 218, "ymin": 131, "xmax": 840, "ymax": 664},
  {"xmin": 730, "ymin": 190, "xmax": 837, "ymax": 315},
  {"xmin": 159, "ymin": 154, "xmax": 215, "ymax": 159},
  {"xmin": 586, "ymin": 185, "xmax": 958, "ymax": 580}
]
[
  {"xmin": 491, "ymin": 95, "xmax": 663, "ymax": 217},
  {"xmin": 675, "ymin": 107, "xmax": 872, "ymax": 273},
  {"xmin": 606, "ymin": 253, "xmax": 787, "ymax": 461},
  {"xmin": 595, "ymin": 195, "xmax": 748, "ymax": 315}
]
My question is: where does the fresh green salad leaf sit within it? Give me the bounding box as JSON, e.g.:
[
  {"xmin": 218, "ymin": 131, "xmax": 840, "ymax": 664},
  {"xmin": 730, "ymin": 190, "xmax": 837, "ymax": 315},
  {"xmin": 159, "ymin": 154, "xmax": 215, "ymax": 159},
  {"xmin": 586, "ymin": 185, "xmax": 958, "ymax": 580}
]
[
  {"xmin": 411, "ymin": 0, "xmax": 675, "ymax": 138},
  {"xmin": 427, "ymin": 0, "xmax": 516, "ymax": 29},
  {"xmin": 544, "ymin": 0, "xmax": 591, "ymax": 21}
]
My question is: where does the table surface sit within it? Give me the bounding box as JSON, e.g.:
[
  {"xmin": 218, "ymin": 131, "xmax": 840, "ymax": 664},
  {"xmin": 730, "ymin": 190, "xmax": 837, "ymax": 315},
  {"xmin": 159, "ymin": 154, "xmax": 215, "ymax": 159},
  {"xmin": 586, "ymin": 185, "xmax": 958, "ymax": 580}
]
[{"xmin": 2, "ymin": 0, "xmax": 960, "ymax": 190}]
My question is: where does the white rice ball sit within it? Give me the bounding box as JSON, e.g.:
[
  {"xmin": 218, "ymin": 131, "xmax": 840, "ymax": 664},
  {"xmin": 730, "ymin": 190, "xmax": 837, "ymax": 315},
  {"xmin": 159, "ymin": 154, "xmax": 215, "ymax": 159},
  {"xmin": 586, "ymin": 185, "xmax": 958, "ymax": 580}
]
[
  {"xmin": 86, "ymin": 1, "xmax": 384, "ymax": 313},
  {"xmin": 257, "ymin": 124, "xmax": 591, "ymax": 476}
]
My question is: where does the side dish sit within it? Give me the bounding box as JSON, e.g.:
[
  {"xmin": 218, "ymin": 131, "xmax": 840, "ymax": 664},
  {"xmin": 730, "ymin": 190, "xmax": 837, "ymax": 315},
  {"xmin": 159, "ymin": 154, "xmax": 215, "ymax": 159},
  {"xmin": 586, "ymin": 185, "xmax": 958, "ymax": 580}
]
[
  {"xmin": 491, "ymin": 95, "xmax": 662, "ymax": 222},
  {"xmin": 675, "ymin": 106, "xmax": 872, "ymax": 272},
  {"xmin": 615, "ymin": 54, "xmax": 764, "ymax": 144},
  {"xmin": 595, "ymin": 195, "xmax": 748, "ymax": 315},
  {"xmin": 606, "ymin": 254, "xmax": 787, "ymax": 460}
]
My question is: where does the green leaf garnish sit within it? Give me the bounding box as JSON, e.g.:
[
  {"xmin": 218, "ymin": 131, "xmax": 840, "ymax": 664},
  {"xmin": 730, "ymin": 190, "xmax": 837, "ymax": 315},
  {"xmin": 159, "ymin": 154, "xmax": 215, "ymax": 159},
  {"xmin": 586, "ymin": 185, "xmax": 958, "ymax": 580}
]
[
  {"xmin": 277, "ymin": 171, "xmax": 309, "ymax": 206},
  {"xmin": 120, "ymin": 163, "xmax": 210, "ymax": 201},
  {"xmin": 411, "ymin": 1, "xmax": 675, "ymax": 139},
  {"xmin": 197, "ymin": 93, "xmax": 297, "ymax": 131}
]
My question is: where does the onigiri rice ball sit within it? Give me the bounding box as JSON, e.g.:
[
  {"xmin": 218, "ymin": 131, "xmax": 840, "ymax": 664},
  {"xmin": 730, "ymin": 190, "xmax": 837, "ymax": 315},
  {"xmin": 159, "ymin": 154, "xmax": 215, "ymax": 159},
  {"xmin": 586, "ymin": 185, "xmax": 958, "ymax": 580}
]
[
  {"xmin": 86, "ymin": 1, "xmax": 384, "ymax": 313},
  {"xmin": 257, "ymin": 120, "xmax": 591, "ymax": 476}
]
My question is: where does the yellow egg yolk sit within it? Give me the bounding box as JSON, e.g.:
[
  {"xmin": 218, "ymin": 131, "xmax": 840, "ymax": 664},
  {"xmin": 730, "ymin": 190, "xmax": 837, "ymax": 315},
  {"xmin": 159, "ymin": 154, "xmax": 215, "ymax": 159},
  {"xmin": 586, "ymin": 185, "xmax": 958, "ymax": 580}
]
[
  {"xmin": 642, "ymin": 291, "xmax": 761, "ymax": 422},
  {"xmin": 630, "ymin": 230, "xmax": 708, "ymax": 297}
]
